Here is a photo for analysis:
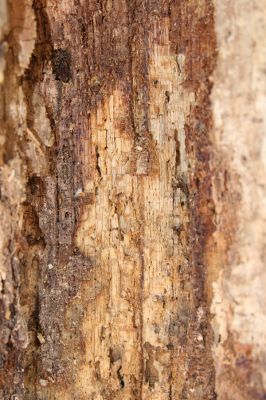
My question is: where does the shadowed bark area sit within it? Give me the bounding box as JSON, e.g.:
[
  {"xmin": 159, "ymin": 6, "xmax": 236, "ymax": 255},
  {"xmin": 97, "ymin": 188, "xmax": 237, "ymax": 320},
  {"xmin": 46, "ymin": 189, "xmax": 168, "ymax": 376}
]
[{"xmin": 0, "ymin": 1, "xmax": 265, "ymax": 400}]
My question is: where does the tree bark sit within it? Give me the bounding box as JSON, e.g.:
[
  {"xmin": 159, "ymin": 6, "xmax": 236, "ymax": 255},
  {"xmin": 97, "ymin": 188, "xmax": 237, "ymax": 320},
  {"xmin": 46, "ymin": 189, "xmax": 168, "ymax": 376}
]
[{"xmin": 0, "ymin": 1, "xmax": 265, "ymax": 399}]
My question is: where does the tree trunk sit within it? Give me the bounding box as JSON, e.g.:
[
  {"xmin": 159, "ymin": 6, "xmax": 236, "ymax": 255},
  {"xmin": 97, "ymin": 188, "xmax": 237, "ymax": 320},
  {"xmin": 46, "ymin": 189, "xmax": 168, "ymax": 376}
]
[{"xmin": 0, "ymin": 1, "xmax": 265, "ymax": 399}]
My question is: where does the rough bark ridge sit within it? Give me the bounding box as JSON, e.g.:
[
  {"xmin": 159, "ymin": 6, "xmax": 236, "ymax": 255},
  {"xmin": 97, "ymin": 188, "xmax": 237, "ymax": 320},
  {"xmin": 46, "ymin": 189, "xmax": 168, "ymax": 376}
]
[
  {"xmin": 0, "ymin": 1, "xmax": 36, "ymax": 398},
  {"xmin": 0, "ymin": 0, "xmax": 265, "ymax": 400}
]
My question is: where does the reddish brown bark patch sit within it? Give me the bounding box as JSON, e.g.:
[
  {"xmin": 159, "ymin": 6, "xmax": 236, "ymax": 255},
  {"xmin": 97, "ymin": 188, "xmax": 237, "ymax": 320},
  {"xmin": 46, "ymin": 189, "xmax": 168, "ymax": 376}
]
[{"xmin": 169, "ymin": 1, "xmax": 217, "ymax": 398}]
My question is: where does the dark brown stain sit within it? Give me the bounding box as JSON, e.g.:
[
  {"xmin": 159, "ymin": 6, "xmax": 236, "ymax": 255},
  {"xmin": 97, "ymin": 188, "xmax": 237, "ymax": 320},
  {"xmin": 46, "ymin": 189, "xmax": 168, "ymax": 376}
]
[
  {"xmin": 52, "ymin": 49, "xmax": 72, "ymax": 83},
  {"xmin": 169, "ymin": 1, "xmax": 217, "ymax": 399},
  {"xmin": 1, "ymin": 0, "xmax": 221, "ymax": 399}
]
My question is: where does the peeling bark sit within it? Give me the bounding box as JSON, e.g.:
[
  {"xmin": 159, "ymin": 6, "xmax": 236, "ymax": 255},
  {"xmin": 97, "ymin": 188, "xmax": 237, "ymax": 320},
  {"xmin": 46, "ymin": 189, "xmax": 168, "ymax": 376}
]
[{"xmin": 0, "ymin": 1, "xmax": 265, "ymax": 399}]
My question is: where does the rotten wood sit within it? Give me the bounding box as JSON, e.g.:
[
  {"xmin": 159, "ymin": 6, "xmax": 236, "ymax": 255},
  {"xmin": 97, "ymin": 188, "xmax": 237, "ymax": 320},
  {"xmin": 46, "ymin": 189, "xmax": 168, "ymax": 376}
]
[{"xmin": 0, "ymin": 1, "xmax": 265, "ymax": 399}]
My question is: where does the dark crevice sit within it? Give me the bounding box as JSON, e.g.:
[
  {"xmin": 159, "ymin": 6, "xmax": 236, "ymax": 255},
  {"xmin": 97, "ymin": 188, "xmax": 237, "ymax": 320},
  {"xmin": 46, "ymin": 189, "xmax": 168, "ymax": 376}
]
[{"xmin": 117, "ymin": 366, "xmax": 125, "ymax": 389}]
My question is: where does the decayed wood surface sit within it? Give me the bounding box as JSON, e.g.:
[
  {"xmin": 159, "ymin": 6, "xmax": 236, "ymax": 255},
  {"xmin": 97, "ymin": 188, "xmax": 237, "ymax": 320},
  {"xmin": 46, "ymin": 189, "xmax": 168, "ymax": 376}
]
[{"xmin": 0, "ymin": 0, "xmax": 265, "ymax": 399}]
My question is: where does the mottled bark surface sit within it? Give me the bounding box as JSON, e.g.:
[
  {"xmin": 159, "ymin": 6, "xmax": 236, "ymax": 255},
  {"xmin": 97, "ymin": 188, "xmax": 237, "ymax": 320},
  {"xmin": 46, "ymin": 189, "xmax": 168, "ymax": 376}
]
[
  {"xmin": 0, "ymin": 1, "xmax": 265, "ymax": 399},
  {"xmin": 211, "ymin": 2, "xmax": 266, "ymax": 399}
]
